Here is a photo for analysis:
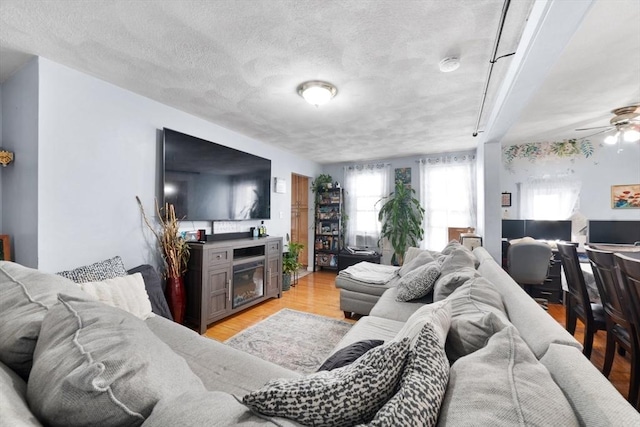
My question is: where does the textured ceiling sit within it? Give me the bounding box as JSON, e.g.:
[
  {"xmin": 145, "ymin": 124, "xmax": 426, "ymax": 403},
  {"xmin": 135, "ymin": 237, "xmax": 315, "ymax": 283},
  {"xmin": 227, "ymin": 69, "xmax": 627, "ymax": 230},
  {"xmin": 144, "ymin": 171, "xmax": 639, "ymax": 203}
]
[{"xmin": 1, "ymin": 1, "xmax": 638, "ymax": 164}]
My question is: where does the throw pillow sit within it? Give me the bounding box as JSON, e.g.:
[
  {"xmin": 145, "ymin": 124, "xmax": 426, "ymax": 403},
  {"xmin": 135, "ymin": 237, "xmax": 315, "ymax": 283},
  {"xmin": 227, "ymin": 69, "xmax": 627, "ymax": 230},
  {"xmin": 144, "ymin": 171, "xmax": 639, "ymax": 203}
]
[
  {"xmin": 27, "ymin": 295, "xmax": 205, "ymax": 427},
  {"xmin": 0, "ymin": 261, "xmax": 91, "ymax": 379},
  {"xmin": 399, "ymin": 251, "xmax": 435, "ymax": 277},
  {"xmin": 432, "ymin": 266, "xmax": 479, "ymax": 302},
  {"xmin": 243, "ymin": 338, "xmax": 411, "ymax": 426},
  {"xmin": 437, "ymin": 326, "xmax": 579, "ymax": 427},
  {"xmin": 440, "ymin": 240, "xmax": 463, "ymax": 255},
  {"xmin": 317, "ymin": 340, "xmax": 385, "ymax": 371},
  {"xmin": 79, "ymin": 273, "xmax": 154, "ymax": 320},
  {"xmin": 393, "ymin": 299, "xmax": 452, "ymax": 348},
  {"xmin": 438, "ymin": 247, "xmax": 476, "ymax": 278},
  {"xmin": 396, "ymin": 261, "xmax": 441, "ymax": 302},
  {"xmin": 368, "ymin": 324, "xmax": 450, "ymax": 426},
  {"xmin": 127, "ymin": 264, "xmax": 173, "ymax": 320},
  {"xmin": 56, "ymin": 255, "xmax": 128, "ymax": 283},
  {"xmin": 402, "ymin": 247, "xmax": 425, "ymax": 265}
]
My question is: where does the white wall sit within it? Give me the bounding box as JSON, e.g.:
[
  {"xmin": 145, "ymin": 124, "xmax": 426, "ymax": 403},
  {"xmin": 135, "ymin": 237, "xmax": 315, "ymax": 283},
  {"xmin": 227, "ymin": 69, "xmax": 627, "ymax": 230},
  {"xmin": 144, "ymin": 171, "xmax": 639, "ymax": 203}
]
[
  {"xmin": 4, "ymin": 57, "xmax": 321, "ymax": 271},
  {"xmin": 1, "ymin": 58, "xmax": 39, "ymax": 266},
  {"xmin": 500, "ymin": 141, "xmax": 640, "ymax": 222}
]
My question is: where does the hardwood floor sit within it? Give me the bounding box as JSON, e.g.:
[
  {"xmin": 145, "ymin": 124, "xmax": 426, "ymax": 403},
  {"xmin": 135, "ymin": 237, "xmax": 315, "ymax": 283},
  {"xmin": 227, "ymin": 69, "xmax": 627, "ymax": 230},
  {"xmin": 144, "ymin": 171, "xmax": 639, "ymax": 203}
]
[{"xmin": 205, "ymin": 271, "xmax": 632, "ymax": 401}]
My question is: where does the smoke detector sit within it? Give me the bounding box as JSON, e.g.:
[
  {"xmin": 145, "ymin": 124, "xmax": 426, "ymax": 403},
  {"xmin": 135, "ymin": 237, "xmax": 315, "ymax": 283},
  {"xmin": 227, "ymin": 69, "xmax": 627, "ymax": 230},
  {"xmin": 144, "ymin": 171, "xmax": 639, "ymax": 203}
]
[{"xmin": 439, "ymin": 57, "xmax": 460, "ymax": 73}]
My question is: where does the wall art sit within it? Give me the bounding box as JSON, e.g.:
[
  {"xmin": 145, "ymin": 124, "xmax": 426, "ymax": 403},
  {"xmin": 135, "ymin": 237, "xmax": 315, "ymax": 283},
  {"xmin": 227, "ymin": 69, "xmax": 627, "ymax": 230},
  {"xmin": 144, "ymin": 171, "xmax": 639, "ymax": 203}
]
[{"xmin": 611, "ymin": 184, "xmax": 640, "ymax": 209}]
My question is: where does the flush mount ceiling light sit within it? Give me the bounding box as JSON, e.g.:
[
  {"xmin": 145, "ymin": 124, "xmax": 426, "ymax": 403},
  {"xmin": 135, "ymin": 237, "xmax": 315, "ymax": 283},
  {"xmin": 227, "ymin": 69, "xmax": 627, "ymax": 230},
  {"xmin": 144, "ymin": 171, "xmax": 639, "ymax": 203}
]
[
  {"xmin": 297, "ymin": 81, "xmax": 338, "ymax": 107},
  {"xmin": 439, "ymin": 57, "xmax": 460, "ymax": 73}
]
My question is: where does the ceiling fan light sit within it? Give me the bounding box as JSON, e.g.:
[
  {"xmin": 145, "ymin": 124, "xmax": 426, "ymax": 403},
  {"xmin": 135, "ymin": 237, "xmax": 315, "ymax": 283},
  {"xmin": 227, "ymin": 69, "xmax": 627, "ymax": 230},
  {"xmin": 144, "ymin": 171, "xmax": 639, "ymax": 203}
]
[
  {"xmin": 604, "ymin": 132, "xmax": 619, "ymax": 145},
  {"xmin": 297, "ymin": 81, "xmax": 337, "ymax": 107},
  {"xmin": 623, "ymin": 129, "xmax": 640, "ymax": 142}
]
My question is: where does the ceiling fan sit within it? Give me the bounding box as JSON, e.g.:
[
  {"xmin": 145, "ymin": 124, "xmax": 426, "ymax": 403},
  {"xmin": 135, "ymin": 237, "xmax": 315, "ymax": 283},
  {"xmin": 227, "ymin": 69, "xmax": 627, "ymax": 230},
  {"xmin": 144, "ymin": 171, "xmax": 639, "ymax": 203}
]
[{"xmin": 575, "ymin": 104, "xmax": 640, "ymax": 144}]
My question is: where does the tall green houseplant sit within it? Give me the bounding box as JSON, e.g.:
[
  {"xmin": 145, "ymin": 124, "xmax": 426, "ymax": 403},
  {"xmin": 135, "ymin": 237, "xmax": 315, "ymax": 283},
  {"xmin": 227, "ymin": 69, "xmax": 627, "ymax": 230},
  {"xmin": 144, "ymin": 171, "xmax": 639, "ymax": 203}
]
[{"xmin": 377, "ymin": 180, "xmax": 425, "ymax": 265}]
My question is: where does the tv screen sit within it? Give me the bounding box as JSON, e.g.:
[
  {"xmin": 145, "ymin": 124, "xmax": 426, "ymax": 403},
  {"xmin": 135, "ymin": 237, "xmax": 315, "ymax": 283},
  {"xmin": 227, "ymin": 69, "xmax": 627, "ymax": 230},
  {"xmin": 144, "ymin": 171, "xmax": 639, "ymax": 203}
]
[
  {"xmin": 588, "ymin": 220, "xmax": 640, "ymax": 244},
  {"xmin": 163, "ymin": 128, "xmax": 271, "ymax": 221},
  {"xmin": 502, "ymin": 220, "xmax": 525, "ymax": 239},
  {"xmin": 524, "ymin": 220, "xmax": 572, "ymax": 241}
]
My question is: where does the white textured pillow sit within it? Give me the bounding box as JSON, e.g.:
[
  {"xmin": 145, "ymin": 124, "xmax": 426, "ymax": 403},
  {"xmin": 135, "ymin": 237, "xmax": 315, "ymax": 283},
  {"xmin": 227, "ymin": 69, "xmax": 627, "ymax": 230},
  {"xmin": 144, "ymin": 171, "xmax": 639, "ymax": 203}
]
[
  {"xmin": 80, "ymin": 273, "xmax": 154, "ymax": 320},
  {"xmin": 394, "ymin": 300, "xmax": 452, "ymax": 348},
  {"xmin": 396, "ymin": 261, "xmax": 441, "ymax": 302}
]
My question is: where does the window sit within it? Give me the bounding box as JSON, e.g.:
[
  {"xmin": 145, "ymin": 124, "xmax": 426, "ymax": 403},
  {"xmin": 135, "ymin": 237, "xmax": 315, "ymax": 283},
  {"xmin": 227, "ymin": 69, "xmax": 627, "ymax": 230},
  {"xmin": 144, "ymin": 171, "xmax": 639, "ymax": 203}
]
[
  {"xmin": 344, "ymin": 164, "xmax": 391, "ymax": 248},
  {"xmin": 519, "ymin": 178, "xmax": 581, "ymax": 220},
  {"xmin": 419, "ymin": 155, "xmax": 476, "ymax": 250}
]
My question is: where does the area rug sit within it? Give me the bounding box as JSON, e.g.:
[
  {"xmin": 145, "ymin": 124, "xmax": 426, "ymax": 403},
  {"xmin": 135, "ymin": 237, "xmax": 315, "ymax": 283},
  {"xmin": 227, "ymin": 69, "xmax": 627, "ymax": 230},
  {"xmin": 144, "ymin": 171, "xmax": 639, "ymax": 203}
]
[{"xmin": 224, "ymin": 309, "xmax": 352, "ymax": 373}]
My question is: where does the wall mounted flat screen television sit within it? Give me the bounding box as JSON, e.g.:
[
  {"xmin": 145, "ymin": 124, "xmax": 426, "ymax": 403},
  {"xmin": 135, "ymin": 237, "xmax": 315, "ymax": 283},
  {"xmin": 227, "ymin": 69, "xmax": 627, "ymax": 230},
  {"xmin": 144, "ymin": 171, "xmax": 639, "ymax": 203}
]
[
  {"xmin": 163, "ymin": 128, "xmax": 271, "ymax": 221},
  {"xmin": 588, "ymin": 220, "xmax": 640, "ymax": 245}
]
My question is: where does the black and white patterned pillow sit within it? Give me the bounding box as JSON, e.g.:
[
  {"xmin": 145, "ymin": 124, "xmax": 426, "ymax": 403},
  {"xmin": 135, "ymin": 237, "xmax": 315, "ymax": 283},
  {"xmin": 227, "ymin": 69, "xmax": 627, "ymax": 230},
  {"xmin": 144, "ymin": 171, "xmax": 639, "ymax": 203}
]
[
  {"xmin": 57, "ymin": 256, "xmax": 128, "ymax": 283},
  {"xmin": 396, "ymin": 261, "xmax": 441, "ymax": 302},
  {"xmin": 367, "ymin": 323, "xmax": 450, "ymax": 426},
  {"xmin": 243, "ymin": 338, "xmax": 411, "ymax": 426}
]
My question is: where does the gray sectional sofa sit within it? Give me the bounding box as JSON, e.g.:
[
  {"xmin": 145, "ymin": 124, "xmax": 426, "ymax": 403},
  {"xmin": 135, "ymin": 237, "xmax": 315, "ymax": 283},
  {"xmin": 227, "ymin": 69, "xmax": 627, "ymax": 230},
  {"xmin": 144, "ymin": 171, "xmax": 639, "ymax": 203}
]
[{"xmin": 1, "ymin": 242, "xmax": 638, "ymax": 426}]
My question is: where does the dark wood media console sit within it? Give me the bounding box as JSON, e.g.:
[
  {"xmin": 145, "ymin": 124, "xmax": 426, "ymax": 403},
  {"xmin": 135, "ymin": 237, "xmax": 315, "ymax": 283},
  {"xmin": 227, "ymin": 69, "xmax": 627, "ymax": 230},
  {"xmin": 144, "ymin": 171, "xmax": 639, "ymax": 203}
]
[{"xmin": 185, "ymin": 236, "xmax": 283, "ymax": 334}]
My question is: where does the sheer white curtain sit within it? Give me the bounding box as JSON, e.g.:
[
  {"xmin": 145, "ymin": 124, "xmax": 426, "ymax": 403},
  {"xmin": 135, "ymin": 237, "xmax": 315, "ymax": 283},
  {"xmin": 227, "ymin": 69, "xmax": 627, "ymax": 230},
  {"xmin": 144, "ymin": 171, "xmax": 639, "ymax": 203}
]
[
  {"xmin": 419, "ymin": 154, "xmax": 477, "ymax": 250},
  {"xmin": 344, "ymin": 163, "xmax": 391, "ymax": 248},
  {"xmin": 519, "ymin": 178, "xmax": 581, "ymax": 220}
]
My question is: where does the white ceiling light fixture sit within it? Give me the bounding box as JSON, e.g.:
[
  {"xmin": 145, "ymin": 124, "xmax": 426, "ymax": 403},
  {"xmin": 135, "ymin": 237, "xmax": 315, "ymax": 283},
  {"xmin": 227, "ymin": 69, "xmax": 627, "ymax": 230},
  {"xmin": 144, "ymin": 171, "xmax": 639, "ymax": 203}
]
[
  {"xmin": 297, "ymin": 81, "xmax": 338, "ymax": 107},
  {"xmin": 439, "ymin": 57, "xmax": 460, "ymax": 73}
]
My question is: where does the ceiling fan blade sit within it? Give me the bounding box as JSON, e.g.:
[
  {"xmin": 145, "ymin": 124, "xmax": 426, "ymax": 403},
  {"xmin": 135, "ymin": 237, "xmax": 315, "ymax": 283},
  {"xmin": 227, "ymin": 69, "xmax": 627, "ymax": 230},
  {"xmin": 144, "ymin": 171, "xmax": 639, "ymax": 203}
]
[
  {"xmin": 575, "ymin": 125, "xmax": 614, "ymax": 131},
  {"xmin": 578, "ymin": 128, "xmax": 614, "ymax": 139}
]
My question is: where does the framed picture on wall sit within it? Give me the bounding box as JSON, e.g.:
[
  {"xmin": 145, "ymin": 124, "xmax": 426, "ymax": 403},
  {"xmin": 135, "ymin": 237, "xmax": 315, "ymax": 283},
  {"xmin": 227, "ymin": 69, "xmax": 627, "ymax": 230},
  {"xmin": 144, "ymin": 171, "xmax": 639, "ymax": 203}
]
[
  {"xmin": 395, "ymin": 168, "xmax": 411, "ymax": 188},
  {"xmin": 501, "ymin": 192, "xmax": 512, "ymax": 207},
  {"xmin": 611, "ymin": 184, "xmax": 640, "ymax": 209},
  {"xmin": 0, "ymin": 235, "xmax": 10, "ymax": 261}
]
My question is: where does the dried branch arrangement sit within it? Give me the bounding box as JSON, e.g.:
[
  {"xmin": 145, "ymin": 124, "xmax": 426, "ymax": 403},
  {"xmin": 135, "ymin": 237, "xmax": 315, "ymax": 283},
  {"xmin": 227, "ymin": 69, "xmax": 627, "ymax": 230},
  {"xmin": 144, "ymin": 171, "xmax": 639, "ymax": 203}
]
[{"xmin": 136, "ymin": 196, "xmax": 190, "ymax": 278}]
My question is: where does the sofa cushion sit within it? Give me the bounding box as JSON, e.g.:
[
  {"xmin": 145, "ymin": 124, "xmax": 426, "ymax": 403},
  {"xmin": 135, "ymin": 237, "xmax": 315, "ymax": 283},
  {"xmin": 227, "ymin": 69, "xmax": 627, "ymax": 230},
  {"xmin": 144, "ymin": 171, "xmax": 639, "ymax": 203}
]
[
  {"xmin": 317, "ymin": 339, "xmax": 385, "ymax": 371},
  {"xmin": 437, "ymin": 326, "xmax": 579, "ymax": 426},
  {"xmin": 396, "ymin": 261, "xmax": 440, "ymax": 301},
  {"xmin": 438, "ymin": 247, "xmax": 477, "ymax": 278},
  {"xmin": 128, "ymin": 264, "xmax": 172, "ymax": 320},
  {"xmin": 393, "ymin": 300, "xmax": 452, "ymax": 348},
  {"xmin": 144, "ymin": 390, "xmax": 302, "ymax": 427},
  {"xmin": 243, "ymin": 338, "xmax": 410, "ymax": 426},
  {"xmin": 27, "ymin": 295, "xmax": 205, "ymax": 427},
  {"xmin": 79, "ymin": 273, "xmax": 154, "ymax": 320},
  {"xmin": 369, "ymin": 324, "xmax": 449, "ymax": 426},
  {"xmin": 56, "ymin": 255, "xmax": 128, "ymax": 283},
  {"xmin": 399, "ymin": 251, "xmax": 435, "ymax": 276},
  {"xmin": 432, "ymin": 266, "xmax": 479, "ymax": 302},
  {"xmin": 0, "ymin": 261, "xmax": 90, "ymax": 379},
  {"xmin": 0, "ymin": 360, "xmax": 42, "ymax": 427},
  {"xmin": 332, "ymin": 316, "xmax": 405, "ymax": 352},
  {"xmin": 369, "ymin": 287, "xmax": 432, "ymax": 322}
]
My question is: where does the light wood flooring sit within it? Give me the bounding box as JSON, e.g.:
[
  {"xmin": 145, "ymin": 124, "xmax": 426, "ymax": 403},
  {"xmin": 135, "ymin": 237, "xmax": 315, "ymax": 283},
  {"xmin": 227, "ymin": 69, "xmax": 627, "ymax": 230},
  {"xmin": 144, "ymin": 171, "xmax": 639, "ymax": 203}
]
[{"xmin": 205, "ymin": 271, "xmax": 632, "ymax": 401}]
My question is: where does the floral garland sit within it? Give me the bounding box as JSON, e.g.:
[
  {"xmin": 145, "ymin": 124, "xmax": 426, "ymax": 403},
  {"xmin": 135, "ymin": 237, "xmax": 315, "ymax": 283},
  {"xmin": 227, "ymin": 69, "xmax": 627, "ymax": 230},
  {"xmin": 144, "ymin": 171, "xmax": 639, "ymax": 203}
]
[{"xmin": 503, "ymin": 139, "xmax": 594, "ymax": 164}]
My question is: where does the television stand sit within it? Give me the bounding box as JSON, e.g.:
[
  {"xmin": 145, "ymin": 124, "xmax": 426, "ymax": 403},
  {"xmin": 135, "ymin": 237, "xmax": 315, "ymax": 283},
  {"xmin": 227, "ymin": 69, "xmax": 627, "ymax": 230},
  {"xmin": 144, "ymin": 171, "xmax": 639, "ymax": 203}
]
[{"xmin": 184, "ymin": 236, "xmax": 282, "ymax": 334}]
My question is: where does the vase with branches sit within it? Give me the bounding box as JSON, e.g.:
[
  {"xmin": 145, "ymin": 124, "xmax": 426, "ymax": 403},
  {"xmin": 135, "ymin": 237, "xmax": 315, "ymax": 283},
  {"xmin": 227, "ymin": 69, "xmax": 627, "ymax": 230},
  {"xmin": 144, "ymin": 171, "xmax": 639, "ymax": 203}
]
[
  {"xmin": 136, "ymin": 196, "xmax": 190, "ymax": 323},
  {"xmin": 377, "ymin": 180, "xmax": 425, "ymax": 265}
]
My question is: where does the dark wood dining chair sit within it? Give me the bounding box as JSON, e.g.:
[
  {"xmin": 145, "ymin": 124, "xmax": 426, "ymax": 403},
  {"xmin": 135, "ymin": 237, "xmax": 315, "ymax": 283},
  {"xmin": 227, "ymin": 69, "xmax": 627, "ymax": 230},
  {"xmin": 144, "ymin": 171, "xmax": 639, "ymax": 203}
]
[
  {"xmin": 614, "ymin": 253, "xmax": 640, "ymax": 409},
  {"xmin": 557, "ymin": 242, "xmax": 605, "ymax": 359},
  {"xmin": 586, "ymin": 246, "xmax": 638, "ymax": 405}
]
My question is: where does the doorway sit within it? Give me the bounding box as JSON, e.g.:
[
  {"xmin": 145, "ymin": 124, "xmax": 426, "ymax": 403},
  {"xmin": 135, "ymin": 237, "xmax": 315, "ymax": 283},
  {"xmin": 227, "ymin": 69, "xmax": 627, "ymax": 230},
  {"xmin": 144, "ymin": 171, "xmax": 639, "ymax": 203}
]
[{"xmin": 291, "ymin": 174, "xmax": 309, "ymax": 267}]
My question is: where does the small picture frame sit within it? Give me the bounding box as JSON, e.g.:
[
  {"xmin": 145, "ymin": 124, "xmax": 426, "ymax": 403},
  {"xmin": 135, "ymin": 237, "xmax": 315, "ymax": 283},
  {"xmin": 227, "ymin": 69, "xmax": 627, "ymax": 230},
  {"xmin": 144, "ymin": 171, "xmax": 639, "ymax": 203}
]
[
  {"xmin": 611, "ymin": 184, "xmax": 640, "ymax": 209},
  {"xmin": 395, "ymin": 168, "xmax": 411, "ymax": 188},
  {"xmin": 0, "ymin": 235, "xmax": 10, "ymax": 261},
  {"xmin": 501, "ymin": 192, "xmax": 512, "ymax": 207}
]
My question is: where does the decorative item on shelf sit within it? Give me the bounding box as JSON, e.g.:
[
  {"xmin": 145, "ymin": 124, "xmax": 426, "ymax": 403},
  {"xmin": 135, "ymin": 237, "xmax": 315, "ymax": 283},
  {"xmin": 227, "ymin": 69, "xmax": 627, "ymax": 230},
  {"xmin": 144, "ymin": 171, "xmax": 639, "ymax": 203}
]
[
  {"xmin": 0, "ymin": 149, "xmax": 14, "ymax": 167},
  {"xmin": 377, "ymin": 180, "xmax": 425, "ymax": 265},
  {"xmin": 136, "ymin": 196, "xmax": 190, "ymax": 324},
  {"xmin": 283, "ymin": 242, "xmax": 304, "ymax": 291}
]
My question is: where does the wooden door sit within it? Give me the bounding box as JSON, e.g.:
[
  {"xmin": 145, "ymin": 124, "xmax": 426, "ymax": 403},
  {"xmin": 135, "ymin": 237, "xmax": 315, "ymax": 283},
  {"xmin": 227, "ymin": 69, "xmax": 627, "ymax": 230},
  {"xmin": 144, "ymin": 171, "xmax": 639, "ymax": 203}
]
[{"xmin": 291, "ymin": 174, "xmax": 309, "ymax": 267}]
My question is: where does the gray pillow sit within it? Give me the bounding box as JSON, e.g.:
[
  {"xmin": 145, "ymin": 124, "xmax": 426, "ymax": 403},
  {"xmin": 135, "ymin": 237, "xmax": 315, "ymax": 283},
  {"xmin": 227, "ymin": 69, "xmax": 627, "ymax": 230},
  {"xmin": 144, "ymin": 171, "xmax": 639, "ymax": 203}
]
[
  {"xmin": 0, "ymin": 360, "xmax": 42, "ymax": 427},
  {"xmin": 396, "ymin": 261, "xmax": 441, "ymax": 302},
  {"xmin": 27, "ymin": 295, "xmax": 205, "ymax": 427},
  {"xmin": 0, "ymin": 261, "xmax": 90, "ymax": 379},
  {"xmin": 432, "ymin": 266, "xmax": 479, "ymax": 301},
  {"xmin": 441, "ymin": 240, "xmax": 463, "ymax": 255},
  {"xmin": 439, "ymin": 247, "xmax": 476, "ymax": 277},
  {"xmin": 56, "ymin": 256, "xmax": 128, "ymax": 283},
  {"xmin": 243, "ymin": 338, "xmax": 411, "ymax": 426},
  {"xmin": 437, "ymin": 326, "xmax": 580, "ymax": 427},
  {"xmin": 399, "ymin": 251, "xmax": 435, "ymax": 277},
  {"xmin": 128, "ymin": 264, "xmax": 173, "ymax": 320},
  {"xmin": 369, "ymin": 324, "xmax": 450, "ymax": 426},
  {"xmin": 317, "ymin": 340, "xmax": 385, "ymax": 371}
]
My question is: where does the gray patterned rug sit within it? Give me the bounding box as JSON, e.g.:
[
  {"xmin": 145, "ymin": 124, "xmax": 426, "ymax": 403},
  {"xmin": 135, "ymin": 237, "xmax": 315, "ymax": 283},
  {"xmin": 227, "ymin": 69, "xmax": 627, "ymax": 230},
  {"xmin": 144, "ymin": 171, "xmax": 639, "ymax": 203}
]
[{"xmin": 224, "ymin": 309, "xmax": 352, "ymax": 373}]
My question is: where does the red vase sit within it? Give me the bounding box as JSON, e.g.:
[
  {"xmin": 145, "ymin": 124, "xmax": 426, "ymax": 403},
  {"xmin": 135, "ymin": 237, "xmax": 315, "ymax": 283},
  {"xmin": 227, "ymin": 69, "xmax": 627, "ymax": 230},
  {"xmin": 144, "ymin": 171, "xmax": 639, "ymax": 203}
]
[{"xmin": 166, "ymin": 276, "xmax": 186, "ymax": 324}]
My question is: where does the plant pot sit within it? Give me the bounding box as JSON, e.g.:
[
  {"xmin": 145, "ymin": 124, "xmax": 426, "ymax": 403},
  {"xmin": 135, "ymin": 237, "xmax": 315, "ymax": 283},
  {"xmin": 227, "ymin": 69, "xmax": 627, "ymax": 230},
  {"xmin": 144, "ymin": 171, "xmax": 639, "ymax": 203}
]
[
  {"xmin": 166, "ymin": 276, "xmax": 186, "ymax": 324},
  {"xmin": 282, "ymin": 273, "xmax": 291, "ymax": 291}
]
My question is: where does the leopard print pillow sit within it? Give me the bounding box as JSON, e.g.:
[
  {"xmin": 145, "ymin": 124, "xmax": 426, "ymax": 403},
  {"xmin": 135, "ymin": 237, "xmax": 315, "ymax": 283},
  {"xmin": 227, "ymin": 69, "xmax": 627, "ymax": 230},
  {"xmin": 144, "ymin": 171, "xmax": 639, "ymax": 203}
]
[{"xmin": 243, "ymin": 338, "xmax": 411, "ymax": 426}]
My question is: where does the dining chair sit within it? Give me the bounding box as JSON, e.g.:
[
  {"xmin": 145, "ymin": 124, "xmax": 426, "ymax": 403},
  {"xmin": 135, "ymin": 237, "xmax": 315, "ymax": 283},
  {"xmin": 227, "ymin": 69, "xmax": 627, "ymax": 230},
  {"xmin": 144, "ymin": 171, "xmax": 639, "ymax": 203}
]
[
  {"xmin": 507, "ymin": 240, "xmax": 552, "ymax": 309},
  {"xmin": 557, "ymin": 242, "xmax": 606, "ymax": 359},
  {"xmin": 586, "ymin": 246, "xmax": 638, "ymax": 405},
  {"xmin": 614, "ymin": 253, "xmax": 640, "ymax": 409}
]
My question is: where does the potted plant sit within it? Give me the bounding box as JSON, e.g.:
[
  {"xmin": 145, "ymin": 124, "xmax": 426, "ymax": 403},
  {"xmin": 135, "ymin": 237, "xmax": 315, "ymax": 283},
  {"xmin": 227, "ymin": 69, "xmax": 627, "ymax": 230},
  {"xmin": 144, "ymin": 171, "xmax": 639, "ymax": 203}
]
[
  {"xmin": 377, "ymin": 180, "xmax": 425, "ymax": 265},
  {"xmin": 282, "ymin": 242, "xmax": 304, "ymax": 291},
  {"xmin": 311, "ymin": 174, "xmax": 333, "ymax": 194},
  {"xmin": 136, "ymin": 196, "xmax": 190, "ymax": 323}
]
